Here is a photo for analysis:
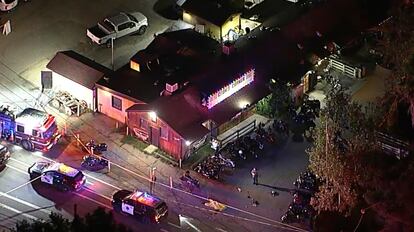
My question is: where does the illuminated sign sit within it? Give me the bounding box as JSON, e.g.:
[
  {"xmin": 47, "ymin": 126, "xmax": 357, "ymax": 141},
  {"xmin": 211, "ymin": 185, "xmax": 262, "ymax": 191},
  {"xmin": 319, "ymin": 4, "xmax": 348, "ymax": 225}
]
[{"xmin": 205, "ymin": 69, "xmax": 255, "ymax": 109}]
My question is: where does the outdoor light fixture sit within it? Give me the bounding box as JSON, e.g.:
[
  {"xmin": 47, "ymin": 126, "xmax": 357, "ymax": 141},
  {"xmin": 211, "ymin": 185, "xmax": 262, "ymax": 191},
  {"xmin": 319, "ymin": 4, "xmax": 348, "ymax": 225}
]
[
  {"xmin": 148, "ymin": 111, "xmax": 157, "ymax": 122},
  {"xmin": 238, "ymin": 100, "xmax": 250, "ymax": 109},
  {"xmin": 185, "ymin": 141, "xmax": 191, "ymax": 146}
]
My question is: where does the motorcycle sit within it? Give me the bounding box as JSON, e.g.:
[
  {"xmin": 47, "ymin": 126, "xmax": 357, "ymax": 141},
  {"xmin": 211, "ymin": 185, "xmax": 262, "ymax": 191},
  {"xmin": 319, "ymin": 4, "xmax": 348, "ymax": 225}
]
[
  {"xmin": 180, "ymin": 172, "xmax": 200, "ymax": 190},
  {"xmin": 281, "ymin": 210, "xmax": 302, "ymax": 223},
  {"xmin": 81, "ymin": 155, "xmax": 108, "ymax": 171},
  {"xmin": 84, "ymin": 140, "xmax": 108, "ymax": 154}
]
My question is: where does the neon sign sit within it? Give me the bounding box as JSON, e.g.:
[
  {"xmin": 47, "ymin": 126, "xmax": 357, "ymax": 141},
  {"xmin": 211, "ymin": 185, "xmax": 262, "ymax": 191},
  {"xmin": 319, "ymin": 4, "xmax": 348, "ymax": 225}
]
[{"xmin": 205, "ymin": 69, "xmax": 255, "ymax": 109}]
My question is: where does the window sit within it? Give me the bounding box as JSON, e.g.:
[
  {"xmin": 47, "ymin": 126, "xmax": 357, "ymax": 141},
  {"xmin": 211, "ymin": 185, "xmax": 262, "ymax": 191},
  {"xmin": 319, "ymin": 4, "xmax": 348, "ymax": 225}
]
[
  {"xmin": 103, "ymin": 20, "xmax": 115, "ymax": 31},
  {"xmin": 17, "ymin": 125, "xmax": 24, "ymax": 133},
  {"xmin": 160, "ymin": 127, "xmax": 168, "ymax": 140},
  {"xmin": 140, "ymin": 118, "xmax": 148, "ymax": 130},
  {"xmin": 118, "ymin": 23, "xmax": 130, "ymax": 31},
  {"xmin": 126, "ymin": 13, "xmax": 138, "ymax": 23},
  {"xmin": 111, "ymin": 96, "xmax": 122, "ymax": 111},
  {"xmin": 32, "ymin": 129, "xmax": 39, "ymax": 137}
]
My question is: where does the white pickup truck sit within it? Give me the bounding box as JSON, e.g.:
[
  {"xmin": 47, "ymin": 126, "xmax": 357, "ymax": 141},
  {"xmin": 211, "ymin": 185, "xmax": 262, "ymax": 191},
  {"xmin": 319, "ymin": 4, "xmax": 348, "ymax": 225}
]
[{"xmin": 87, "ymin": 12, "xmax": 148, "ymax": 46}]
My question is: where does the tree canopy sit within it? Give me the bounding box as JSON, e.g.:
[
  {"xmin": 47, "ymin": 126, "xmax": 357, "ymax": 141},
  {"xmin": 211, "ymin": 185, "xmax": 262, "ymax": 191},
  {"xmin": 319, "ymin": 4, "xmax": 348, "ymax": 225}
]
[
  {"xmin": 309, "ymin": 3, "xmax": 414, "ymax": 231},
  {"xmin": 376, "ymin": 3, "xmax": 414, "ymax": 133},
  {"xmin": 14, "ymin": 207, "xmax": 132, "ymax": 232}
]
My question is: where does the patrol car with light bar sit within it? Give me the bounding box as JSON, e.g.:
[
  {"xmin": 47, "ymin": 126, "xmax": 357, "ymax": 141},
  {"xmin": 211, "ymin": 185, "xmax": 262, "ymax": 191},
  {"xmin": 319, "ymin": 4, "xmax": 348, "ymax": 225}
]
[
  {"xmin": 28, "ymin": 161, "xmax": 86, "ymax": 192},
  {"xmin": 112, "ymin": 189, "xmax": 168, "ymax": 223}
]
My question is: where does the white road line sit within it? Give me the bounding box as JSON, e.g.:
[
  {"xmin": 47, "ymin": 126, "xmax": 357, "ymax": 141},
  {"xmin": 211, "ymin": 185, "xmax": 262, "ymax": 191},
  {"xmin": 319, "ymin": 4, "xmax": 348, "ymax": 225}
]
[
  {"xmin": 82, "ymin": 188, "xmax": 112, "ymax": 201},
  {"xmin": 30, "ymin": 153, "xmax": 121, "ymax": 190},
  {"xmin": 82, "ymin": 174, "xmax": 121, "ymax": 190},
  {"xmin": 73, "ymin": 192, "xmax": 112, "ymax": 210},
  {"xmin": 9, "ymin": 157, "xmax": 30, "ymax": 167},
  {"xmin": 216, "ymin": 228, "xmax": 228, "ymax": 232},
  {"xmin": 181, "ymin": 218, "xmax": 202, "ymax": 232},
  {"xmin": 28, "ymin": 142, "xmax": 305, "ymax": 232},
  {"xmin": 0, "ymin": 192, "xmax": 52, "ymax": 215},
  {"xmin": 0, "ymin": 202, "xmax": 39, "ymax": 221},
  {"xmin": 5, "ymin": 163, "xmax": 112, "ymax": 211},
  {"xmin": 5, "ymin": 164, "xmax": 28, "ymax": 175},
  {"xmin": 168, "ymin": 222, "xmax": 181, "ymax": 229}
]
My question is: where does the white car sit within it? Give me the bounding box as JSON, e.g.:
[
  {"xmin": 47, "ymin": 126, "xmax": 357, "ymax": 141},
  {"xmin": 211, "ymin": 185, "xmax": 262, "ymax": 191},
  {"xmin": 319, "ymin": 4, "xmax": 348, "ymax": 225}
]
[
  {"xmin": 0, "ymin": 0, "xmax": 18, "ymax": 11},
  {"xmin": 87, "ymin": 12, "xmax": 148, "ymax": 46}
]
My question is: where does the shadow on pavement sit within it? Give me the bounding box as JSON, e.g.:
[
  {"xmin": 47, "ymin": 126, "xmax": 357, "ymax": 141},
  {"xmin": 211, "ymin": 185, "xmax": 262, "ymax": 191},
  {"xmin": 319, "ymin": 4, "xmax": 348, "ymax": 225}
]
[
  {"xmin": 256, "ymin": 183, "xmax": 294, "ymax": 193},
  {"xmin": 153, "ymin": 0, "xmax": 182, "ymax": 20},
  {"xmin": 0, "ymin": 164, "xmax": 6, "ymax": 172},
  {"xmin": 30, "ymin": 180, "xmax": 78, "ymax": 212}
]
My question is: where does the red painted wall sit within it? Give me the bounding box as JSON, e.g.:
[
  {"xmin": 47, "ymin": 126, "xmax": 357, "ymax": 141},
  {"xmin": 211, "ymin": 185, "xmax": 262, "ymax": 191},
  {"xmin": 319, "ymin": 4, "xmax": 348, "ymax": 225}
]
[{"xmin": 127, "ymin": 111, "xmax": 188, "ymax": 160}]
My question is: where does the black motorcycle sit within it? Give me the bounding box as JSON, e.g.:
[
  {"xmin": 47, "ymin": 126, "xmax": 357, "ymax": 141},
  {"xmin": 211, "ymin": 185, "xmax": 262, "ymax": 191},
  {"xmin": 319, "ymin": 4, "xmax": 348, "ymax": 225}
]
[
  {"xmin": 180, "ymin": 172, "xmax": 200, "ymax": 190},
  {"xmin": 281, "ymin": 210, "xmax": 302, "ymax": 223},
  {"xmin": 84, "ymin": 140, "xmax": 108, "ymax": 154},
  {"xmin": 81, "ymin": 155, "xmax": 108, "ymax": 171}
]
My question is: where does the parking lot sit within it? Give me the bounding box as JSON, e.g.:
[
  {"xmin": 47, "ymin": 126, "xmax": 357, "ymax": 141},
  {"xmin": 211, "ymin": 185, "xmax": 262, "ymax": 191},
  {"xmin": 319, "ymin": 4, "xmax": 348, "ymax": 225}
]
[{"xmin": 0, "ymin": 0, "xmax": 178, "ymax": 87}]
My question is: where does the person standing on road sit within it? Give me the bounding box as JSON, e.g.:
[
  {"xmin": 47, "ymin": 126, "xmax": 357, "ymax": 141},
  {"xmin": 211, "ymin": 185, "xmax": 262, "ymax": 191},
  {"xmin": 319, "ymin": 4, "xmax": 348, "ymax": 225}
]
[{"xmin": 251, "ymin": 168, "xmax": 258, "ymax": 185}]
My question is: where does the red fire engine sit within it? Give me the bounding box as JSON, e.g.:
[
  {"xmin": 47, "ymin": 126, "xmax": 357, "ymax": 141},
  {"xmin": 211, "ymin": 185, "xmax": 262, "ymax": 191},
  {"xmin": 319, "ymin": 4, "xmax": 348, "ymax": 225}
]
[{"xmin": 0, "ymin": 106, "xmax": 61, "ymax": 151}]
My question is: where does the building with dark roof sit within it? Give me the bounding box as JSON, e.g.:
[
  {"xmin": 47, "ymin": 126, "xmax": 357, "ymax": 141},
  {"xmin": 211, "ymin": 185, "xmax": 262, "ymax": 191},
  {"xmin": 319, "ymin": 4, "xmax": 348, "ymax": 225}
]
[
  {"xmin": 46, "ymin": 50, "xmax": 112, "ymax": 110},
  {"xmin": 182, "ymin": 0, "xmax": 242, "ymax": 42},
  {"xmin": 94, "ymin": 0, "xmax": 391, "ymax": 160},
  {"xmin": 96, "ymin": 29, "xmax": 221, "ymax": 123}
]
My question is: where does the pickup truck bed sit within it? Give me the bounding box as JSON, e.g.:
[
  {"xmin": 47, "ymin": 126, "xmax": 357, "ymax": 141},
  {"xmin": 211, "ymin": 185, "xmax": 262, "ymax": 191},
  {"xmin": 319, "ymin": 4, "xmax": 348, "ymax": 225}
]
[{"xmin": 87, "ymin": 25, "xmax": 107, "ymax": 39}]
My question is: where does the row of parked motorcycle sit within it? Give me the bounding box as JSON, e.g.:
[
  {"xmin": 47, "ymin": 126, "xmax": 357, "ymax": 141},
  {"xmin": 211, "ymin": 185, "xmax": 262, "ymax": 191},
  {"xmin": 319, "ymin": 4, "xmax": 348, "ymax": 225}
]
[
  {"xmin": 194, "ymin": 124, "xmax": 276, "ymax": 180},
  {"xmin": 281, "ymin": 170, "xmax": 319, "ymax": 224},
  {"xmin": 80, "ymin": 140, "xmax": 109, "ymax": 171},
  {"xmin": 193, "ymin": 153, "xmax": 236, "ymax": 180}
]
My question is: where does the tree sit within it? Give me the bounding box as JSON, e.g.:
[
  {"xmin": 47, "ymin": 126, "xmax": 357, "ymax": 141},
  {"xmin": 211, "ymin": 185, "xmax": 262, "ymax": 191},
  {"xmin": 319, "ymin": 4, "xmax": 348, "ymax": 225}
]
[
  {"xmin": 308, "ymin": 85, "xmax": 374, "ymax": 215},
  {"xmin": 14, "ymin": 207, "xmax": 132, "ymax": 232},
  {"xmin": 354, "ymin": 150, "xmax": 414, "ymax": 231},
  {"xmin": 268, "ymin": 79, "xmax": 295, "ymax": 120},
  {"xmin": 256, "ymin": 95, "xmax": 273, "ymax": 117},
  {"xmin": 310, "ymin": 5, "xmax": 414, "ymax": 228},
  {"xmin": 376, "ymin": 4, "xmax": 414, "ymax": 133}
]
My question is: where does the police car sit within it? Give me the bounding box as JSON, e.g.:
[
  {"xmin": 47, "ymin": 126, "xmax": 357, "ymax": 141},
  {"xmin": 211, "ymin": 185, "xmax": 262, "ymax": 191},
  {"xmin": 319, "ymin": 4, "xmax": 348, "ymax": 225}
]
[
  {"xmin": 28, "ymin": 161, "xmax": 86, "ymax": 192},
  {"xmin": 112, "ymin": 190, "xmax": 168, "ymax": 223},
  {"xmin": 0, "ymin": 144, "xmax": 10, "ymax": 166}
]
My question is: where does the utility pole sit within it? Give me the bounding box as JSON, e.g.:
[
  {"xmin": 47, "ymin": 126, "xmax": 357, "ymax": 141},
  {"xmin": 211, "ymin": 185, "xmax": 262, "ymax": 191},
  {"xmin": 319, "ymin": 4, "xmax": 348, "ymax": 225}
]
[
  {"xmin": 111, "ymin": 38, "xmax": 114, "ymax": 70},
  {"xmin": 326, "ymin": 119, "xmax": 328, "ymax": 158}
]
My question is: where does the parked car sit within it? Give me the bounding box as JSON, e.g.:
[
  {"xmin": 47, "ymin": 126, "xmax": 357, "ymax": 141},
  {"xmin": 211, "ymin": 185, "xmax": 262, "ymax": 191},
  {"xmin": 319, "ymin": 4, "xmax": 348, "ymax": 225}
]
[
  {"xmin": 28, "ymin": 161, "xmax": 86, "ymax": 192},
  {"xmin": 0, "ymin": 0, "xmax": 18, "ymax": 12},
  {"xmin": 112, "ymin": 189, "xmax": 168, "ymax": 223},
  {"xmin": 87, "ymin": 12, "xmax": 148, "ymax": 46},
  {"xmin": 0, "ymin": 144, "xmax": 10, "ymax": 166}
]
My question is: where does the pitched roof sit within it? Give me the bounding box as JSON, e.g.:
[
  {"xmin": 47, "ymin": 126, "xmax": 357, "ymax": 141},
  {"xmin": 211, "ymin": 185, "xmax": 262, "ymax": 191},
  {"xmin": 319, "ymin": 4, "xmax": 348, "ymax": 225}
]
[
  {"xmin": 46, "ymin": 51, "xmax": 112, "ymax": 89},
  {"xmin": 126, "ymin": 73, "xmax": 270, "ymax": 140},
  {"xmin": 127, "ymin": 87, "xmax": 210, "ymax": 140},
  {"xmin": 98, "ymin": 29, "xmax": 221, "ymax": 103},
  {"xmin": 122, "ymin": 0, "xmax": 391, "ymax": 141},
  {"xmin": 182, "ymin": 0, "xmax": 240, "ymax": 26}
]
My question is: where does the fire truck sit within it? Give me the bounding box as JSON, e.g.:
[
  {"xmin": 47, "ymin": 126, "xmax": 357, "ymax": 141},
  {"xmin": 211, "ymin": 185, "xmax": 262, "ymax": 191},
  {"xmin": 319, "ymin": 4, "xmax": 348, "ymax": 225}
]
[{"xmin": 0, "ymin": 105, "xmax": 61, "ymax": 151}]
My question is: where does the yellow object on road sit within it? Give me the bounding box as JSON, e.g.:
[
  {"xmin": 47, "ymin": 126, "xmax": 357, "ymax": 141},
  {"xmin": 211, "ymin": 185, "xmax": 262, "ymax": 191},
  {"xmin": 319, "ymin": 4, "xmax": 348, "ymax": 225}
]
[{"xmin": 204, "ymin": 199, "xmax": 227, "ymax": 211}]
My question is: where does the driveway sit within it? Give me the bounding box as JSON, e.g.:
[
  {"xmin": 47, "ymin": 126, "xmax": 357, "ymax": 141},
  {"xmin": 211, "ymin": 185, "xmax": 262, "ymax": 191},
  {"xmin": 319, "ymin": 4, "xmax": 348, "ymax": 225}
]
[{"xmin": 0, "ymin": 0, "xmax": 175, "ymax": 86}]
